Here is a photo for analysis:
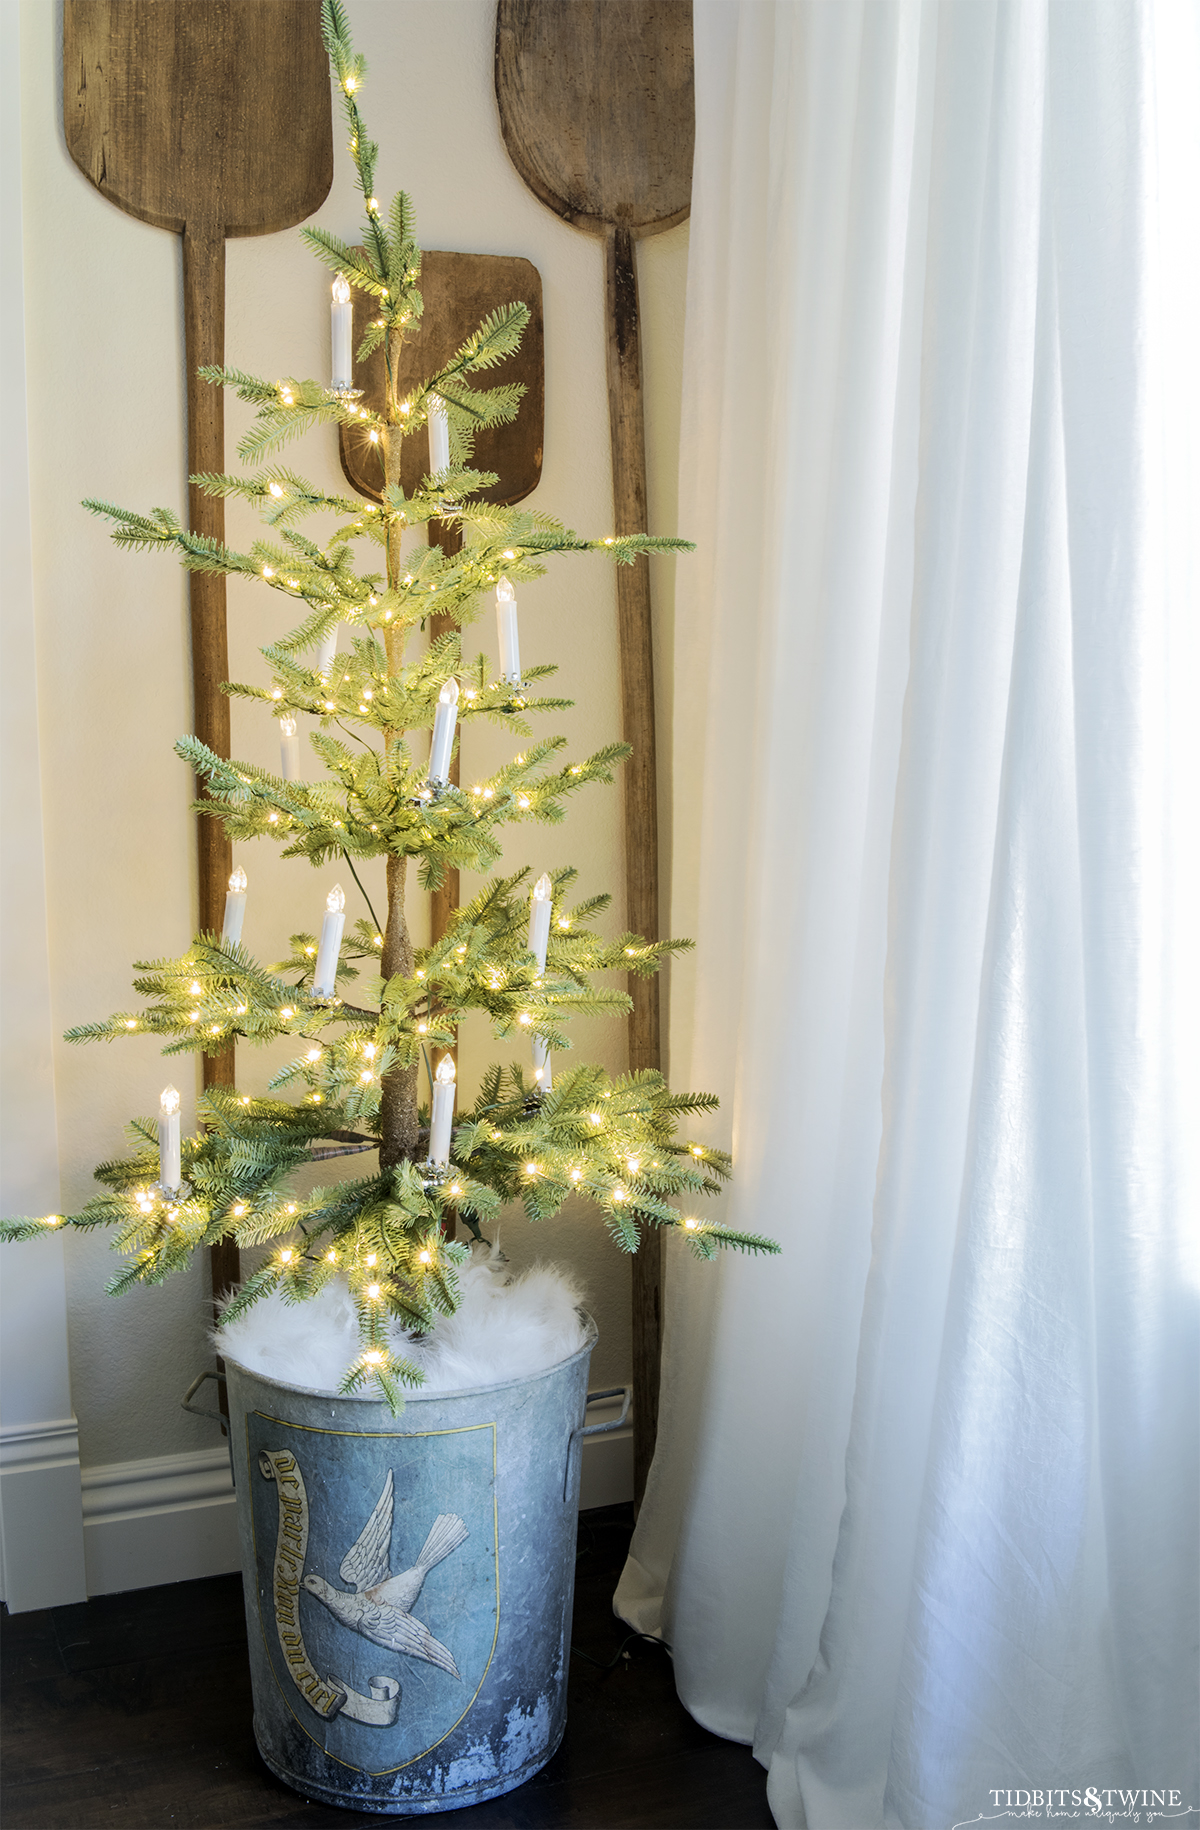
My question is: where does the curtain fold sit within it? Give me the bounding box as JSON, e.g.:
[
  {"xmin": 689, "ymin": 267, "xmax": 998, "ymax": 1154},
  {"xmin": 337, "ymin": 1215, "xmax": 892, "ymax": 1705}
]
[{"xmin": 617, "ymin": 4, "xmax": 1199, "ymax": 1826}]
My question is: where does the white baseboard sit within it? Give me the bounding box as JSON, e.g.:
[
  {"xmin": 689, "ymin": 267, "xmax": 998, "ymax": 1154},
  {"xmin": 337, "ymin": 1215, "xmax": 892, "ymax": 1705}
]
[
  {"xmin": 76, "ymin": 1400, "xmax": 634, "ymax": 1599},
  {"xmin": 577, "ymin": 1391, "xmax": 635, "ymax": 1511},
  {"xmin": 82, "ymin": 1445, "xmax": 241, "ymax": 1597},
  {"xmin": 0, "ymin": 1416, "xmax": 89, "ymax": 1612}
]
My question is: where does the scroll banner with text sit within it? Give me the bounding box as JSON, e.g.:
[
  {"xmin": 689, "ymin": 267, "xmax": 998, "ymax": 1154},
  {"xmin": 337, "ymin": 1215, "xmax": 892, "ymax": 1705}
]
[{"xmin": 258, "ymin": 1448, "xmax": 401, "ymax": 1726}]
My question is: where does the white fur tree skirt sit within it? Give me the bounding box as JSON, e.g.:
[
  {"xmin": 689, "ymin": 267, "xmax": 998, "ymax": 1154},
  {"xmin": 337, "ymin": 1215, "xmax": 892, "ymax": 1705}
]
[{"xmin": 215, "ymin": 1249, "xmax": 589, "ymax": 1395}]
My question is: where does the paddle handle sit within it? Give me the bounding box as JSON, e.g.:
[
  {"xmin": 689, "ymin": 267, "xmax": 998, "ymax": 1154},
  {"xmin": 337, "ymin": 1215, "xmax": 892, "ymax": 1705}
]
[
  {"xmin": 183, "ymin": 223, "xmax": 239, "ymax": 1305},
  {"xmin": 604, "ymin": 223, "xmax": 663, "ymax": 1508}
]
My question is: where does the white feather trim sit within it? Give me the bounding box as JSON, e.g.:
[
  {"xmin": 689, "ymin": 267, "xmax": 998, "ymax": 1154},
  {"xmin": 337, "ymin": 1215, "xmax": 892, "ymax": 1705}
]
[{"xmin": 215, "ymin": 1249, "xmax": 589, "ymax": 1395}]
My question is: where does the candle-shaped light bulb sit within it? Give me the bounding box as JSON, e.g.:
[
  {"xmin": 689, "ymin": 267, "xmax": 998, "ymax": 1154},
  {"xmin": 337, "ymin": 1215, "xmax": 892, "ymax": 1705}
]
[
  {"xmin": 528, "ymin": 873, "xmax": 552, "ymax": 971},
  {"xmin": 315, "ymin": 624, "xmax": 338, "ymax": 678},
  {"xmin": 159, "ymin": 1086, "xmax": 181, "ymax": 1193},
  {"xmin": 331, "ymin": 273, "xmax": 353, "ymax": 391},
  {"xmin": 528, "ymin": 874, "xmax": 553, "ymax": 1089},
  {"xmin": 313, "ymin": 883, "xmax": 347, "ymax": 997},
  {"xmin": 428, "ymin": 678, "xmax": 459, "ymax": 786},
  {"xmin": 496, "ymin": 576, "xmax": 521, "ymax": 684},
  {"xmin": 427, "ymin": 393, "xmax": 450, "ymax": 475},
  {"xmin": 279, "ymin": 714, "xmax": 300, "ymax": 780},
  {"xmin": 429, "ymin": 1052, "xmax": 457, "ymax": 1167},
  {"xmin": 222, "ymin": 867, "xmax": 248, "ymax": 946}
]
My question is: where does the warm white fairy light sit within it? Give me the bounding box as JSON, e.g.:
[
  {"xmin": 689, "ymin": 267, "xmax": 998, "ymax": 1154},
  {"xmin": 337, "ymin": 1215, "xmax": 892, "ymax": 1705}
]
[
  {"xmin": 367, "ymin": 1282, "xmax": 381, "ymax": 1299},
  {"xmin": 683, "ymin": 1217, "xmax": 699, "ymax": 1231},
  {"xmin": 417, "ymin": 1250, "xmax": 432, "ymax": 1266}
]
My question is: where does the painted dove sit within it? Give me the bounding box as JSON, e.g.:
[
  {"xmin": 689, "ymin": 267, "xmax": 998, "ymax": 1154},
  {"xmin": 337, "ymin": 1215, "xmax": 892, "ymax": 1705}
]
[{"xmin": 302, "ymin": 1470, "xmax": 467, "ymax": 1679}]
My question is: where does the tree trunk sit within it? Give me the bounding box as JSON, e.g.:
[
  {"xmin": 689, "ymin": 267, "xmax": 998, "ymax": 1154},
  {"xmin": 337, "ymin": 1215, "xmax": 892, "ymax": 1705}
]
[{"xmin": 377, "ymin": 413, "xmax": 421, "ymax": 1170}]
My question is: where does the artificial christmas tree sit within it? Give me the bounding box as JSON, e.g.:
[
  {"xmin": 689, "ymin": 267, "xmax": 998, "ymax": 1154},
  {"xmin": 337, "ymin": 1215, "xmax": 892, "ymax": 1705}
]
[{"xmin": 4, "ymin": 0, "xmax": 774, "ymax": 1398}]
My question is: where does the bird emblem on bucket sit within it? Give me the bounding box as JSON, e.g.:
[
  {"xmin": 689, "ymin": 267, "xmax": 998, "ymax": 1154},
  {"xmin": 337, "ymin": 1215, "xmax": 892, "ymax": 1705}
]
[
  {"xmin": 303, "ymin": 1471, "xmax": 467, "ymax": 1678},
  {"xmin": 249, "ymin": 1411, "xmax": 499, "ymax": 1776}
]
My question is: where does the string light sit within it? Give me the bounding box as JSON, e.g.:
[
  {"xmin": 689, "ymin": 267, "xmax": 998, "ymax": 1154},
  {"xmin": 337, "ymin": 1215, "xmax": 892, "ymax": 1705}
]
[
  {"xmin": 683, "ymin": 1217, "xmax": 699, "ymax": 1231},
  {"xmin": 364, "ymin": 1349, "xmax": 384, "ymax": 1365},
  {"xmin": 367, "ymin": 1282, "xmax": 381, "ymax": 1299},
  {"xmin": 589, "ymin": 1112, "xmax": 602, "ymax": 1126},
  {"xmin": 125, "ymin": 1018, "xmax": 138, "ymax": 1029},
  {"xmin": 366, "ymin": 1253, "xmax": 377, "ymax": 1266},
  {"xmin": 326, "ymin": 1249, "xmax": 337, "ymax": 1263},
  {"xmin": 417, "ymin": 1250, "xmax": 432, "ymax": 1266}
]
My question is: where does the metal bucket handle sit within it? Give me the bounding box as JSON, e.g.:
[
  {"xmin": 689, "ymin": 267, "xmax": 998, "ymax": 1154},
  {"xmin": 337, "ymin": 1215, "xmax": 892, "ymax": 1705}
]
[
  {"xmin": 181, "ymin": 1367, "xmax": 228, "ymax": 1424},
  {"xmin": 564, "ymin": 1385, "xmax": 632, "ymax": 1501}
]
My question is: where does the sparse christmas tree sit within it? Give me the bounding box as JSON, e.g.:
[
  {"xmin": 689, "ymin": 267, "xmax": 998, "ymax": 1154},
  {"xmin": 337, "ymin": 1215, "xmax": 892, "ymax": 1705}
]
[{"xmin": 3, "ymin": 1, "xmax": 776, "ymax": 1409}]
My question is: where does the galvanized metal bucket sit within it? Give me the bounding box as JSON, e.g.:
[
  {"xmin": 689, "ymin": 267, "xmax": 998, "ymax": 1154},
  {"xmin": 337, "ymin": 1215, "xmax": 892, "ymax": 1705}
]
[{"xmin": 189, "ymin": 1321, "xmax": 626, "ymax": 1815}]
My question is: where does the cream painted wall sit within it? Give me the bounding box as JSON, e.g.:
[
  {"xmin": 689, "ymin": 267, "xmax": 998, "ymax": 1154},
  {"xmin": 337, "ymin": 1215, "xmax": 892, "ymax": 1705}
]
[{"xmin": 14, "ymin": 0, "xmax": 688, "ymax": 1468}]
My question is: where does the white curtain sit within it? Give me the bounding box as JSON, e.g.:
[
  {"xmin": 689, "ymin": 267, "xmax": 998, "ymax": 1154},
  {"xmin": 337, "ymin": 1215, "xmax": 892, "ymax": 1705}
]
[{"xmin": 617, "ymin": 4, "xmax": 1199, "ymax": 1826}]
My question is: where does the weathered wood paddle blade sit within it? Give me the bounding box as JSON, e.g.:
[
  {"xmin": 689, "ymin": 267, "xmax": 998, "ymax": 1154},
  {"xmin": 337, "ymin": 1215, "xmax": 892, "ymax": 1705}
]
[
  {"xmin": 495, "ymin": 0, "xmax": 694, "ymax": 1507},
  {"xmin": 340, "ymin": 251, "xmax": 544, "ymax": 506},
  {"xmin": 64, "ymin": 0, "xmax": 333, "ymax": 1299}
]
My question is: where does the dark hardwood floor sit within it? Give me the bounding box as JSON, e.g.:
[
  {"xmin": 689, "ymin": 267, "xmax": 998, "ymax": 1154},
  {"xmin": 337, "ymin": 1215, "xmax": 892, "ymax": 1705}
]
[{"xmin": 1, "ymin": 1505, "xmax": 774, "ymax": 1830}]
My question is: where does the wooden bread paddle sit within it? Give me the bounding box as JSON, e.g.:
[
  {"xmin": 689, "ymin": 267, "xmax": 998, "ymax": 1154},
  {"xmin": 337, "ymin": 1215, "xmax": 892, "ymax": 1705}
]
[
  {"xmin": 64, "ymin": 0, "xmax": 333, "ymax": 1299},
  {"xmin": 494, "ymin": 0, "xmax": 695, "ymax": 1504}
]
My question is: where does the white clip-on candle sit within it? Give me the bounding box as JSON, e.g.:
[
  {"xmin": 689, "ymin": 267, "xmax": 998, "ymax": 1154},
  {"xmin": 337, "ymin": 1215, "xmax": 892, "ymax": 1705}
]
[
  {"xmin": 313, "ymin": 884, "xmax": 346, "ymax": 998},
  {"xmin": 159, "ymin": 1085, "xmax": 182, "ymax": 1194},
  {"xmin": 428, "ymin": 679, "xmax": 459, "ymax": 788},
  {"xmin": 528, "ymin": 873, "xmax": 553, "ymax": 1091},
  {"xmin": 427, "ymin": 392, "xmax": 450, "ymax": 475},
  {"xmin": 222, "ymin": 867, "xmax": 248, "ymax": 945},
  {"xmin": 429, "ymin": 1054, "xmax": 456, "ymax": 1167},
  {"xmin": 279, "ymin": 714, "xmax": 300, "ymax": 780},
  {"xmin": 331, "ymin": 274, "xmax": 353, "ymax": 391},
  {"xmin": 496, "ymin": 576, "xmax": 521, "ymax": 685},
  {"xmin": 315, "ymin": 624, "xmax": 338, "ymax": 679}
]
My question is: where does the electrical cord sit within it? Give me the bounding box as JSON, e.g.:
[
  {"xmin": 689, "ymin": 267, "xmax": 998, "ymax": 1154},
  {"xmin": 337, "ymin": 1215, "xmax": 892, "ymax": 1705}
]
[{"xmin": 570, "ymin": 1630, "xmax": 672, "ymax": 1673}]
